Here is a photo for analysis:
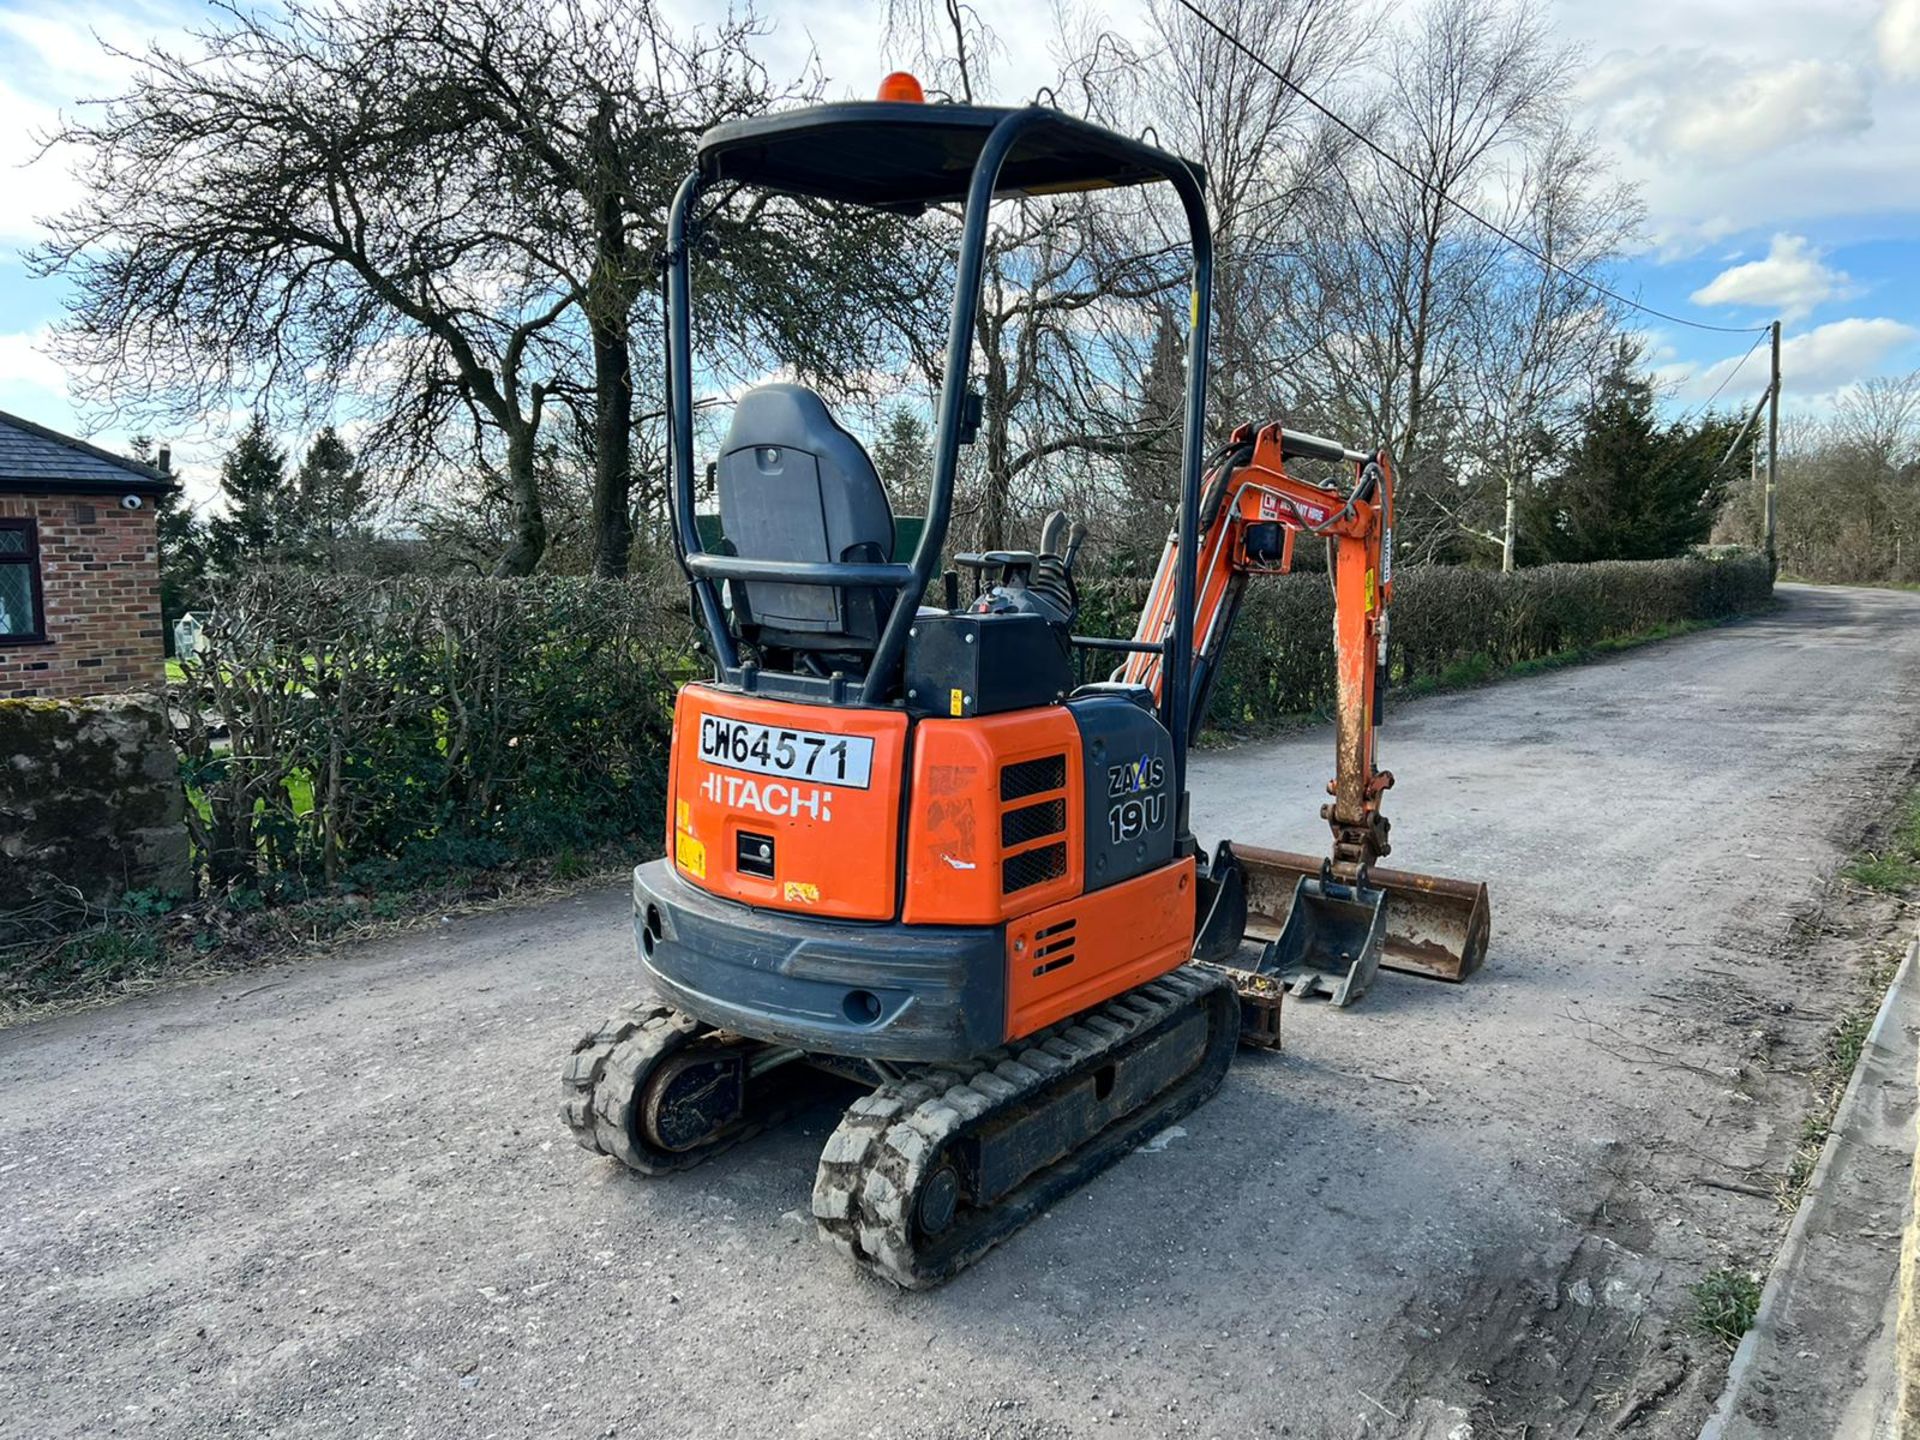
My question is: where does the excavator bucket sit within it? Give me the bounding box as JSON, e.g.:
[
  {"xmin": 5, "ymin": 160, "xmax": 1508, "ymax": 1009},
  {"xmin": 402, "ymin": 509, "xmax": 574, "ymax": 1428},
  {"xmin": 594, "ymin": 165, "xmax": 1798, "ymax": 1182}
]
[
  {"xmin": 1236, "ymin": 843, "xmax": 1491, "ymax": 1000},
  {"xmin": 1265, "ymin": 874, "xmax": 1388, "ymax": 1006}
]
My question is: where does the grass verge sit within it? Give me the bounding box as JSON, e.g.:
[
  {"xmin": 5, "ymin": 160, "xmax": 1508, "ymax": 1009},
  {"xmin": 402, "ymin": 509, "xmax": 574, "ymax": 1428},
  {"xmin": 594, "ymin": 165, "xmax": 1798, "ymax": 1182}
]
[
  {"xmin": 1690, "ymin": 1267, "xmax": 1763, "ymax": 1351},
  {"xmin": 1776, "ymin": 787, "xmax": 1917, "ymax": 1209},
  {"xmin": 0, "ymin": 839, "xmax": 645, "ymax": 1026},
  {"xmin": 1841, "ymin": 788, "xmax": 1920, "ymax": 894}
]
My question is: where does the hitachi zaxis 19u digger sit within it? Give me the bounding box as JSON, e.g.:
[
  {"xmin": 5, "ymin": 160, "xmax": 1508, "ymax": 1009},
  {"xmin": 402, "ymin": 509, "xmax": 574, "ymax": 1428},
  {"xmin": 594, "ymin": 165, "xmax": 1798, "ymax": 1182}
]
[{"xmin": 560, "ymin": 80, "xmax": 1492, "ymax": 1288}]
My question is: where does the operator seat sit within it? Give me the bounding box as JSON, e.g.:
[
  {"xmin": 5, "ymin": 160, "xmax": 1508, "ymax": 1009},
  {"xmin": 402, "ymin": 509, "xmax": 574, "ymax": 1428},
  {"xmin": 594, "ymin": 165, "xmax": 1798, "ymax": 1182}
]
[{"xmin": 715, "ymin": 383, "xmax": 897, "ymax": 658}]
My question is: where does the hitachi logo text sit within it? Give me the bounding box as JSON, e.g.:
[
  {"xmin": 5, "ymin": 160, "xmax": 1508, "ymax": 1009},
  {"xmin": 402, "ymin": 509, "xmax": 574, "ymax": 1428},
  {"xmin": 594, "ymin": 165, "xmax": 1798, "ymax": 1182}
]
[{"xmin": 699, "ymin": 771, "xmax": 834, "ymax": 821}]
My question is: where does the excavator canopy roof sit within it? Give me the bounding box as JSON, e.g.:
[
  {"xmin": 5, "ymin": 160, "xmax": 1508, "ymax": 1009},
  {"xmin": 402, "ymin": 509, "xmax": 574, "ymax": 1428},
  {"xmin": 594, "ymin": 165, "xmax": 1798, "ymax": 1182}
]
[{"xmin": 696, "ymin": 101, "xmax": 1205, "ymax": 209}]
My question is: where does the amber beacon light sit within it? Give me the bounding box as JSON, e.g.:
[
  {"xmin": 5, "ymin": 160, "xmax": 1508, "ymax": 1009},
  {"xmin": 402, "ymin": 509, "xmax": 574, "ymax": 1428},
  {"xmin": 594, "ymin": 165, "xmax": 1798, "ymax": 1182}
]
[{"xmin": 876, "ymin": 71, "xmax": 925, "ymax": 103}]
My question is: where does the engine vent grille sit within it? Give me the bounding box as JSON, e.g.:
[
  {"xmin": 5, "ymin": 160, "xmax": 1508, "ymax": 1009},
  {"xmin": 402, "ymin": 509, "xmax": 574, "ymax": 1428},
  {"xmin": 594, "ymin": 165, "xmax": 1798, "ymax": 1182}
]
[
  {"xmin": 1000, "ymin": 755, "xmax": 1066, "ymax": 802},
  {"xmin": 1001, "ymin": 797, "xmax": 1067, "ymax": 848},
  {"xmin": 1030, "ymin": 918, "xmax": 1077, "ymax": 976},
  {"xmin": 1003, "ymin": 841, "xmax": 1068, "ymax": 894}
]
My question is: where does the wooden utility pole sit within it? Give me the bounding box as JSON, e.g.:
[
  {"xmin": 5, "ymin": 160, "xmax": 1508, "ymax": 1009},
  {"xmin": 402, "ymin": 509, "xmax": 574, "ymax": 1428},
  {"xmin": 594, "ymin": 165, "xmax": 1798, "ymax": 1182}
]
[{"xmin": 1765, "ymin": 319, "xmax": 1781, "ymax": 572}]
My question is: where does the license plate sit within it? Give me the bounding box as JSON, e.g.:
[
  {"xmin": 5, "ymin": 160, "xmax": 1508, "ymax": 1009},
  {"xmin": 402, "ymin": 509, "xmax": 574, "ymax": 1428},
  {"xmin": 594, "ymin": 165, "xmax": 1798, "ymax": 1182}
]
[{"xmin": 695, "ymin": 715, "xmax": 874, "ymax": 789}]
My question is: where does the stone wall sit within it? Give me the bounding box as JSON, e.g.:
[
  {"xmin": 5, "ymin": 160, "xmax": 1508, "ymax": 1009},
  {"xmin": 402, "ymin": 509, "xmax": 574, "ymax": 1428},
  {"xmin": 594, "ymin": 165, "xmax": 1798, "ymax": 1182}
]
[
  {"xmin": 0, "ymin": 693, "xmax": 190, "ymax": 908},
  {"xmin": 0, "ymin": 494, "xmax": 166, "ymax": 700}
]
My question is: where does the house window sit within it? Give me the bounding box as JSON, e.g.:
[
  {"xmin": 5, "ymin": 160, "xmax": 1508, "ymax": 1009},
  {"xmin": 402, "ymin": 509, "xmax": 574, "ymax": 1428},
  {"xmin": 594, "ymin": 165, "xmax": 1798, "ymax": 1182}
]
[{"xmin": 0, "ymin": 519, "xmax": 45, "ymax": 641}]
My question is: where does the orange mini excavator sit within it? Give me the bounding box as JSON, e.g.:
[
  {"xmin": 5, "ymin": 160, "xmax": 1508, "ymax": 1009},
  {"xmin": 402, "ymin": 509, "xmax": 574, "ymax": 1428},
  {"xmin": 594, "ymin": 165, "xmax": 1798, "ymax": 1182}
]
[{"xmin": 561, "ymin": 86, "xmax": 1490, "ymax": 1288}]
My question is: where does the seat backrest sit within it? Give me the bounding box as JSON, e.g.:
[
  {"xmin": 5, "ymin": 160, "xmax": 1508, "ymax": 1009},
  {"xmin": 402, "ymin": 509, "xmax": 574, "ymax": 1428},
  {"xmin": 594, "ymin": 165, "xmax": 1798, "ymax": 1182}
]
[{"xmin": 716, "ymin": 383, "xmax": 896, "ymax": 649}]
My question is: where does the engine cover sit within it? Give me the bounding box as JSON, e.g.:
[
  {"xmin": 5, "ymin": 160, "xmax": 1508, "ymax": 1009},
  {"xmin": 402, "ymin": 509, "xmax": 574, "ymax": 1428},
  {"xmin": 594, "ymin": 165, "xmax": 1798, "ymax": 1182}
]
[{"xmin": 666, "ymin": 684, "xmax": 907, "ymax": 921}]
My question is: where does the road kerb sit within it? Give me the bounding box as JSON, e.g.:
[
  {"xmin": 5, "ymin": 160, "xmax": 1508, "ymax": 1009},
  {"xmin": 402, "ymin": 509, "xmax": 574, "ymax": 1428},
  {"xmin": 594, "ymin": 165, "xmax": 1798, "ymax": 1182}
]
[
  {"xmin": 1698, "ymin": 924, "xmax": 1919, "ymax": 1440},
  {"xmin": 1898, "ymin": 924, "xmax": 1920, "ymax": 1437}
]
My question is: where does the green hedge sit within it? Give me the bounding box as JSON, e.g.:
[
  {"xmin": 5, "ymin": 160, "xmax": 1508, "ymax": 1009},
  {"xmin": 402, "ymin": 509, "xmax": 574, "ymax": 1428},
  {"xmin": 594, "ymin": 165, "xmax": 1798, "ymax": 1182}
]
[
  {"xmin": 175, "ymin": 572, "xmax": 692, "ymax": 895},
  {"xmin": 179, "ymin": 554, "xmax": 1770, "ymax": 896},
  {"xmin": 1082, "ymin": 552, "xmax": 1774, "ymax": 731}
]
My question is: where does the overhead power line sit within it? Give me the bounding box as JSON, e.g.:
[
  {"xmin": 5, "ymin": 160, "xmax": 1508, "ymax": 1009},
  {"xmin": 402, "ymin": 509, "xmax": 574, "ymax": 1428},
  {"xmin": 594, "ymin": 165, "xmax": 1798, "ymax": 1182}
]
[
  {"xmin": 1684, "ymin": 329, "xmax": 1770, "ymax": 422},
  {"xmin": 1167, "ymin": 0, "xmax": 1774, "ymax": 337}
]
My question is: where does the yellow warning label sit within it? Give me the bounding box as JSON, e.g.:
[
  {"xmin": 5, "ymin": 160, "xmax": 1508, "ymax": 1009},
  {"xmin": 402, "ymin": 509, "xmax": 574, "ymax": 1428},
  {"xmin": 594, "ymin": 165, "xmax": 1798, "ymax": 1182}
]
[
  {"xmin": 949, "ymin": 688, "xmax": 965, "ymax": 716},
  {"xmin": 783, "ymin": 881, "xmax": 820, "ymax": 905},
  {"xmin": 1364, "ymin": 568, "xmax": 1377, "ymax": 613},
  {"xmin": 675, "ymin": 799, "xmax": 691, "ymax": 832},
  {"xmin": 675, "ymin": 831, "xmax": 706, "ymax": 879}
]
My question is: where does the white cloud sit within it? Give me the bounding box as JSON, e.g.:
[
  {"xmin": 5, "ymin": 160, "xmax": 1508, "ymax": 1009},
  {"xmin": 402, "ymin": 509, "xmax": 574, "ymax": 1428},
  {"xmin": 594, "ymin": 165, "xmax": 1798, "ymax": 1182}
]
[
  {"xmin": 1557, "ymin": 2, "xmax": 1920, "ymax": 244},
  {"xmin": 1640, "ymin": 214, "xmax": 1744, "ymax": 264},
  {"xmin": 1779, "ymin": 318, "xmax": 1918, "ymax": 394},
  {"xmin": 1879, "ymin": 0, "xmax": 1920, "ymax": 77},
  {"xmin": 1690, "ymin": 235, "xmax": 1852, "ymax": 320},
  {"xmin": 1667, "ymin": 60, "xmax": 1871, "ymax": 162},
  {"xmin": 0, "ymin": 1, "xmax": 197, "ymax": 248},
  {"xmin": 0, "ymin": 327, "xmax": 66, "ymax": 392},
  {"xmin": 1578, "ymin": 50, "xmax": 1872, "ymax": 167},
  {"xmin": 0, "ymin": 83, "xmax": 82, "ymax": 248},
  {"xmin": 1670, "ymin": 317, "xmax": 1919, "ymax": 406}
]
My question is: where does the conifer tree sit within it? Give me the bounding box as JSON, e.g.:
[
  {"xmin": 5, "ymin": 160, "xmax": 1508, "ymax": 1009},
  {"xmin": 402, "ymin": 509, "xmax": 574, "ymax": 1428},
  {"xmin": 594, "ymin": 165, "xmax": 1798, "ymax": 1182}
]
[
  {"xmin": 291, "ymin": 426, "xmax": 369, "ymax": 554},
  {"xmin": 206, "ymin": 415, "xmax": 290, "ymax": 573},
  {"xmin": 1524, "ymin": 341, "xmax": 1742, "ymax": 563}
]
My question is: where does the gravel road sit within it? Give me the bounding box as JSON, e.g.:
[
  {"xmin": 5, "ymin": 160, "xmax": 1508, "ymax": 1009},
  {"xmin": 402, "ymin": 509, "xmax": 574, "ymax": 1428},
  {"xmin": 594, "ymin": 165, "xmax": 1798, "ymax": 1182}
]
[{"xmin": 4, "ymin": 582, "xmax": 1919, "ymax": 1440}]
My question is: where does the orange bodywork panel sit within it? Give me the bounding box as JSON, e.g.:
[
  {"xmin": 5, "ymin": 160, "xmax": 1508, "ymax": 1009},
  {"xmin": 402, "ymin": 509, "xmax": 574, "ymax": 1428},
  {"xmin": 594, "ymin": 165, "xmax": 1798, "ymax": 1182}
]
[
  {"xmin": 1004, "ymin": 859, "xmax": 1196, "ymax": 1040},
  {"xmin": 666, "ymin": 684, "xmax": 907, "ymax": 922},
  {"xmin": 902, "ymin": 708, "xmax": 1084, "ymax": 926}
]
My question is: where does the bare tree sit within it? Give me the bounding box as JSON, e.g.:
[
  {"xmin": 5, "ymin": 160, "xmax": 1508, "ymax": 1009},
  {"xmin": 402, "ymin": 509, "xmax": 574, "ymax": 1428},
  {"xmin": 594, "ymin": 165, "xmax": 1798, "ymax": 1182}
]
[
  {"xmin": 35, "ymin": 0, "xmax": 936, "ymax": 577},
  {"xmin": 881, "ymin": 0, "xmax": 997, "ymax": 102},
  {"xmin": 1125, "ymin": 0, "xmax": 1368, "ymax": 430},
  {"xmin": 1835, "ymin": 372, "xmax": 1920, "ymax": 472},
  {"xmin": 1457, "ymin": 121, "xmax": 1637, "ymax": 568},
  {"xmin": 1279, "ymin": 0, "xmax": 1581, "ymax": 561},
  {"xmin": 874, "ymin": 1, "xmax": 1199, "ymax": 552},
  {"xmin": 1768, "ymin": 372, "xmax": 1920, "ymax": 583},
  {"xmin": 35, "ymin": 1, "xmax": 582, "ymax": 573}
]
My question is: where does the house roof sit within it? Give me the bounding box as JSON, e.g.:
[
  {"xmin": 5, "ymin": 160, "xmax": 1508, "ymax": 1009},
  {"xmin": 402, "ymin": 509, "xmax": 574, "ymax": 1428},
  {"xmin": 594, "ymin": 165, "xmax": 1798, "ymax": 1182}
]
[{"xmin": 0, "ymin": 409, "xmax": 176, "ymax": 495}]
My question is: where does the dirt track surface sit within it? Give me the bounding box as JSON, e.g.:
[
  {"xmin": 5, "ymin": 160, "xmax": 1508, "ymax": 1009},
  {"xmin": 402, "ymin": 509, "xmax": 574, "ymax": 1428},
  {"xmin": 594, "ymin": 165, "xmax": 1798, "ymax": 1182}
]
[{"xmin": 4, "ymin": 582, "xmax": 1920, "ymax": 1440}]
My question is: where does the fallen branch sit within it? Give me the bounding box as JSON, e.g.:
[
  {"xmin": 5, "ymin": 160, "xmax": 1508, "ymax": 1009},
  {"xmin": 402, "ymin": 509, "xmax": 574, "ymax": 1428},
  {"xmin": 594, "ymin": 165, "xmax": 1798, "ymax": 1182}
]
[{"xmin": 1690, "ymin": 1176, "xmax": 1775, "ymax": 1201}]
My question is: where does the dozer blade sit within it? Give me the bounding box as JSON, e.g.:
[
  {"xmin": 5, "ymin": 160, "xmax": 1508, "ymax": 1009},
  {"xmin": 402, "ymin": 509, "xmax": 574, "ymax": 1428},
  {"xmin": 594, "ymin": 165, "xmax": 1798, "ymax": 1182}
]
[{"xmin": 1236, "ymin": 843, "xmax": 1492, "ymax": 986}]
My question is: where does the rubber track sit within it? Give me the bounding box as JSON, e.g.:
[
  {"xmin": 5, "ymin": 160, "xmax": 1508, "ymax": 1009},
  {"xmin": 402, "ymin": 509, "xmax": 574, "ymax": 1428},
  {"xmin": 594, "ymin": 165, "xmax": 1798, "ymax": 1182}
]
[
  {"xmin": 560, "ymin": 1001, "xmax": 664, "ymax": 1154},
  {"xmin": 810, "ymin": 965, "xmax": 1238, "ymax": 1289},
  {"xmin": 558, "ymin": 1001, "xmax": 782, "ymax": 1176}
]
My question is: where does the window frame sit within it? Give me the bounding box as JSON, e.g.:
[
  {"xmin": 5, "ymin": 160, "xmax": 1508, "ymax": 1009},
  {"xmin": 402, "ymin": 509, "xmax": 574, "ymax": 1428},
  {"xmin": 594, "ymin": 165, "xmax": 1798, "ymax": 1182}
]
[{"xmin": 0, "ymin": 517, "xmax": 47, "ymax": 645}]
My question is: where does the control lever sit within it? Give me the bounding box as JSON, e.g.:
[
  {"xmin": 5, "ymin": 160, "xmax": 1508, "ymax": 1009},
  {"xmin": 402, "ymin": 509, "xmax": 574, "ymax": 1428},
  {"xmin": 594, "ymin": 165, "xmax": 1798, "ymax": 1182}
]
[
  {"xmin": 1063, "ymin": 520, "xmax": 1088, "ymax": 573},
  {"xmin": 1038, "ymin": 510, "xmax": 1070, "ymax": 558}
]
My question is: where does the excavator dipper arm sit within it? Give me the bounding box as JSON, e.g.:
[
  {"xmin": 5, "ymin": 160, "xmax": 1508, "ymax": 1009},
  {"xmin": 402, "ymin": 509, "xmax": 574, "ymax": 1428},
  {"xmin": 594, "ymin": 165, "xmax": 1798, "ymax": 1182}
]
[
  {"xmin": 1122, "ymin": 422, "xmax": 1395, "ymax": 881},
  {"xmin": 1119, "ymin": 422, "xmax": 1488, "ymax": 1011}
]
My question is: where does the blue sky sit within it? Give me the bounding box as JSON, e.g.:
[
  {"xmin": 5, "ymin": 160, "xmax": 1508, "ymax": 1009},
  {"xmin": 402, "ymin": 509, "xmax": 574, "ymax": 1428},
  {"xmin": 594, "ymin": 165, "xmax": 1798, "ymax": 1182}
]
[{"xmin": 2, "ymin": 0, "xmax": 1918, "ymax": 503}]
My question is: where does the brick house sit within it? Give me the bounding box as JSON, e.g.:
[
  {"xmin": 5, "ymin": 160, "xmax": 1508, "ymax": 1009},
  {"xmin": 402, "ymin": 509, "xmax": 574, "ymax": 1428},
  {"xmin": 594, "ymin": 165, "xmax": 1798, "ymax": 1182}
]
[{"xmin": 0, "ymin": 411, "xmax": 176, "ymax": 700}]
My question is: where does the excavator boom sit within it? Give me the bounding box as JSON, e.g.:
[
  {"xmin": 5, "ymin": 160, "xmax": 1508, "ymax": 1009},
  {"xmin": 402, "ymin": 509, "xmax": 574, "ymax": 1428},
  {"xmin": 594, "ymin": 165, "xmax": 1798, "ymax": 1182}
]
[{"xmin": 1122, "ymin": 422, "xmax": 1491, "ymax": 1008}]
